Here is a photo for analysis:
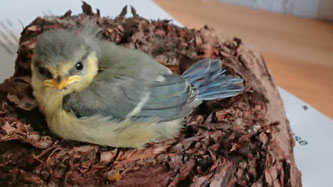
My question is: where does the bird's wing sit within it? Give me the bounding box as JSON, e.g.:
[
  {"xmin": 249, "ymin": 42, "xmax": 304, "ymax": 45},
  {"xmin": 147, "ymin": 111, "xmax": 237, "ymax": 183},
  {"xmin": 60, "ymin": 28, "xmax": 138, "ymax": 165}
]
[
  {"xmin": 63, "ymin": 74, "xmax": 195, "ymax": 122},
  {"xmin": 132, "ymin": 74, "xmax": 196, "ymax": 122}
]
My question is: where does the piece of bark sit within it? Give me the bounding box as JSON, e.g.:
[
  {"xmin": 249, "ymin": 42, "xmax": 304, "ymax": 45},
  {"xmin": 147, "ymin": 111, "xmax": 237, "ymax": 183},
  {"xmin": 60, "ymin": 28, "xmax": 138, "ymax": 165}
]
[{"xmin": 0, "ymin": 2, "xmax": 301, "ymax": 186}]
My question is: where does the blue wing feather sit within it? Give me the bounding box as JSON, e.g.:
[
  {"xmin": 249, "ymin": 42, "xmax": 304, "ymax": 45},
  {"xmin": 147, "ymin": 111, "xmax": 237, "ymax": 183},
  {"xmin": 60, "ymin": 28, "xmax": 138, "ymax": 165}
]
[
  {"xmin": 63, "ymin": 73, "xmax": 194, "ymax": 122},
  {"xmin": 182, "ymin": 58, "xmax": 244, "ymax": 101}
]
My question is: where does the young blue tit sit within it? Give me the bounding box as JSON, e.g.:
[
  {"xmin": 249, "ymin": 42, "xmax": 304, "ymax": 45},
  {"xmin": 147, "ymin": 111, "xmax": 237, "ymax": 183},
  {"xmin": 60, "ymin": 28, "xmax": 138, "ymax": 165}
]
[{"xmin": 31, "ymin": 24, "xmax": 244, "ymax": 148}]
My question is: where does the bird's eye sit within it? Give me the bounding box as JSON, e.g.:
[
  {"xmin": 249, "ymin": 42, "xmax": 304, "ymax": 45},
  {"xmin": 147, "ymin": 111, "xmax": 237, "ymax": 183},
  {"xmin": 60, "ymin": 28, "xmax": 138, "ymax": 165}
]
[
  {"xmin": 76, "ymin": 62, "xmax": 83, "ymax": 71},
  {"xmin": 38, "ymin": 67, "xmax": 46, "ymax": 75},
  {"xmin": 38, "ymin": 67, "xmax": 52, "ymax": 78}
]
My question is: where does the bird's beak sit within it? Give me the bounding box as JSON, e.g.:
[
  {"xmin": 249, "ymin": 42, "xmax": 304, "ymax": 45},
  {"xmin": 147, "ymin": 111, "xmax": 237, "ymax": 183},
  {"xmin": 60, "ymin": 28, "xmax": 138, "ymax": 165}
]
[{"xmin": 43, "ymin": 75, "xmax": 81, "ymax": 90}]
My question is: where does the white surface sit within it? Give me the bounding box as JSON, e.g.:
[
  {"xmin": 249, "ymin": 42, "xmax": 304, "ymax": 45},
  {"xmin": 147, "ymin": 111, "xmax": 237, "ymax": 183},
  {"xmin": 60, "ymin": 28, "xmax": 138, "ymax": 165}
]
[
  {"xmin": 279, "ymin": 88, "xmax": 333, "ymax": 187},
  {"xmin": 0, "ymin": 1, "xmax": 332, "ymax": 186},
  {"xmin": 0, "ymin": 47, "xmax": 14, "ymax": 81}
]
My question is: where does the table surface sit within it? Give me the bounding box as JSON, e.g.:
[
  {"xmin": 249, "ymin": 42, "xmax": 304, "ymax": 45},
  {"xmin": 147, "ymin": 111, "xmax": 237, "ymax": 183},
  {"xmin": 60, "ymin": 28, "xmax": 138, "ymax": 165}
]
[{"xmin": 154, "ymin": 0, "xmax": 333, "ymax": 119}]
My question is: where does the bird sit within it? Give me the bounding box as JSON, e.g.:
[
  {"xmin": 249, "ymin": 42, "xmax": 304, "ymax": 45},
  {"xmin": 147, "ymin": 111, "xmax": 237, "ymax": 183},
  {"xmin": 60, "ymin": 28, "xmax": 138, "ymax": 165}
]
[{"xmin": 31, "ymin": 24, "xmax": 244, "ymax": 148}]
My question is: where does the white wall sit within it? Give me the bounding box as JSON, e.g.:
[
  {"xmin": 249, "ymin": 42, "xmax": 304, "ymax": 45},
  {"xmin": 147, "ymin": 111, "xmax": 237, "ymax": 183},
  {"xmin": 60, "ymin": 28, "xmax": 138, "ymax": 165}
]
[{"xmin": 218, "ymin": 0, "xmax": 333, "ymax": 21}]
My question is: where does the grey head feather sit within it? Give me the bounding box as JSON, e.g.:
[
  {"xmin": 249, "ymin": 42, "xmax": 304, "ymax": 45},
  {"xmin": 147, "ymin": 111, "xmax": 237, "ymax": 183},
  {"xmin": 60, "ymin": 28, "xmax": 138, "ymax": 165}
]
[
  {"xmin": 33, "ymin": 29, "xmax": 86, "ymax": 66},
  {"xmin": 73, "ymin": 21, "xmax": 104, "ymax": 53},
  {"xmin": 33, "ymin": 22, "xmax": 103, "ymax": 67},
  {"xmin": 76, "ymin": 20, "xmax": 102, "ymax": 40}
]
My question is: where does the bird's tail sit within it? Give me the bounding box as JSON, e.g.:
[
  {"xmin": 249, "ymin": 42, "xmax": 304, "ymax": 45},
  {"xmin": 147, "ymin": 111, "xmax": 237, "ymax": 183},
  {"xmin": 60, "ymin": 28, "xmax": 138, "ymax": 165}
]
[{"xmin": 182, "ymin": 58, "xmax": 244, "ymax": 101}]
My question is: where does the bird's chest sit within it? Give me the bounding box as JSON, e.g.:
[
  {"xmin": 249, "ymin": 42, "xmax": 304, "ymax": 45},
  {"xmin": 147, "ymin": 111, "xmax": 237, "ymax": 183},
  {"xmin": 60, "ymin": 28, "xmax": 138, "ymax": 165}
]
[{"xmin": 35, "ymin": 90, "xmax": 79, "ymax": 139}]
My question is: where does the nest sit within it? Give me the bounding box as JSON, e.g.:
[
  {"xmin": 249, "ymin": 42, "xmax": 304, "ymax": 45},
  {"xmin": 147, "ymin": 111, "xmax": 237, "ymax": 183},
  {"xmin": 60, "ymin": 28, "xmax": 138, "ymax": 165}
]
[{"xmin": 0, "ymin": 2, "xmax": 301, "ymax": 186}]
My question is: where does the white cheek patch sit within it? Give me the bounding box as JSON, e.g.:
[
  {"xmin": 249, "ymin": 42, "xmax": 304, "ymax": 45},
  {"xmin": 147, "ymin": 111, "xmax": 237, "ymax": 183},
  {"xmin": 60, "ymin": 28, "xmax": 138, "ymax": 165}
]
[{"xmin": 156, "ymin": 75, "xmax": 165, "ymax": 82}]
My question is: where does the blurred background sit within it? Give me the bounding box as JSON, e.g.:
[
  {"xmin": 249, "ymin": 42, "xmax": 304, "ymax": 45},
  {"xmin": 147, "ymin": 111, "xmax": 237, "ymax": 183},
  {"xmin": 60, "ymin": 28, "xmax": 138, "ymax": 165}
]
[
  {"xmin": 218, "ymin": 0, "xmax": 333, "ymax": 21},
  {"xmin": 154, "ymin": 0, "xmax": 333, "ymax": 119}
]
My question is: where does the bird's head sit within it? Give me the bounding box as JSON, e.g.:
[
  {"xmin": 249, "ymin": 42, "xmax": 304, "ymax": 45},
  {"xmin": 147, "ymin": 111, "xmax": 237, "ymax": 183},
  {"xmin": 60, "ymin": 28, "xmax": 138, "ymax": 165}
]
[{"xmin": 31, "ymin": 29, "xmax": 99, "ymax": 95}]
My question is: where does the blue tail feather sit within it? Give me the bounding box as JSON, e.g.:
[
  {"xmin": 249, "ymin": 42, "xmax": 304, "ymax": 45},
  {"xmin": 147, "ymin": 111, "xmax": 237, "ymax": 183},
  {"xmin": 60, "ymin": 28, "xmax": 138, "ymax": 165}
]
[{"xmin": 181, "ymin": 58, "xmax": 244, "ymax": 101}]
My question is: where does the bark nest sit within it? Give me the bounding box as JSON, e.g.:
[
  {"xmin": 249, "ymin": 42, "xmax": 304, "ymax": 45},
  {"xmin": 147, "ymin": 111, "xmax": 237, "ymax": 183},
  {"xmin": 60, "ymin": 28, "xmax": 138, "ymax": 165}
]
[{"xmin": 0, "ymin": 3, "xmax": 301, "ymax": 186}]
